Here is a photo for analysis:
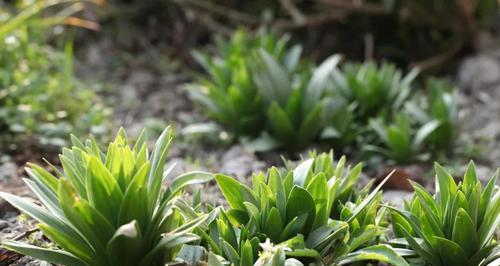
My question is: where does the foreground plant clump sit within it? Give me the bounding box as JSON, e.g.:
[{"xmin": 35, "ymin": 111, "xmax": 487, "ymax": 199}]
[
  {"xmin": 196, "ymin": 152, "xmax": 409, "ymax": 266},
  {"xmin": 390, "ymin": 162, "xmax": 500, "ymax": 266},
  {"xmin": 0, "ymin": 127, "xmax": 213, "ymax": 266},
  {"xmin": 1, "ymin": 127, "xmax": 499, "ymax": 266}
]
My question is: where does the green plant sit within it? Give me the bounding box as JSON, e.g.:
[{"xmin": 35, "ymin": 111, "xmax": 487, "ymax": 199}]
[
  {"xmin": 212, "ymin": 152, "xmax": 407, "ymax": 265},
  {"xmin": 331, "ymin": 62, "xmax": 418, "ymax": 121},
  {"xmin": 0, "ymin": 0, "xmax": 110, "ymax": 155},
  {"xmin": 366, "ymin": 114, "xmax": 441, "ymax": 164},
  {"xmin": 405, "ymin": 78, "xmax": 459, "ymax": 152},
  {"xmin": 282, "ymin": 151, "xmax": 366, "ymax": 219},
  {"xmin": 390, "ymin": 162, "xmax": 500, "ymax": 266},
  {"xmin": 187, "ymin": 30, "xmax": 462, "ymax": 166},
  {"xmin": 188, "ymin": 28, "xmax": 297, "ymax": 136},
  {"xmin": 0, "ymin": 127, "xmax": 213, "ymax": 266},
  {"xmin": 188, "ymin": 29, "xmax": 345, "ymax": 151},
  {"xmin": 426, "ymin": 80, "xmax": 459, "ymax": 151},
  {"xmin": 253, "ymin": 50, "xmax": 341, "ymax": 150},
  {"xmin": 203, "ymin": 209, "xmax": 263, "ymax": 266},
  {"xmin": 253, "ymin": 240, "xmax": 304, "ymax": 266},
  {"xmin": 206, "ymin": 242, "xmax": 304, "ymax": 266},
  {"xmin": 187, "ymin": 29, "xmax": 464, "ymax": 163},
  {"xmin": 320, "ymin": 99, "xmax": 357, "ymax": 149}
]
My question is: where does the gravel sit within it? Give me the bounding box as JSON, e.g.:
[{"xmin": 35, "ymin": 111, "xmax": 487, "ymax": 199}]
[{"xmin": 457, "ymin": 49, "xmax": 500, "ymax": 172}]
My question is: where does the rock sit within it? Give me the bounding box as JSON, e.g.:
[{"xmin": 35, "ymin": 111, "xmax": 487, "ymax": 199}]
[
  {"xmin": 127, "ymin": 70, "xmax": 155, "ymax": 94},
  {"xmin": 383, "ymin": 190, "xmax": 414, "ymax": 209},
  {"xmin": 220, "ymin": 145, "xmax": 266, "ymax": 182},
  {"xmin": 142, "ymin": 86, "xmax": 190, "ymax": 121},
  {"xmin": 457, "ymin": 49, "xmax": 500, "ymax": 168},
  {"xmin": 472, "ymin": 31, "xmax": 498, "ymax": 52},
  {"xmin": 457, "ymin": 55, "xmax": 500, "ymax": 93},
  {"xmin": 0, "ymin": 161, "xmax": 17, "ymax": 182},
  {"xmin": 10, "ymin": 256, "xmax": 47, "ymax": 266},
  {"xmin": 0, "ymin": 219, "xmax": 8, "ymax": 230},
  {"xmin": 119, "ymin": 84, "xmax": 139, "ymax": 103},
  {"xmin": 164, "ymin": 158, "xmax": 205, "ymax": 179}
]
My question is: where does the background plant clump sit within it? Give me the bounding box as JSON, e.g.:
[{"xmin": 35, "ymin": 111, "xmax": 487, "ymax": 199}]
[
  {"xmin": 189, "ymin": 29, "xmax": 460, "ymax": 165},
  {"xmin": 0, "ymin": 0, "xmax": 110, "ymax": 159}
]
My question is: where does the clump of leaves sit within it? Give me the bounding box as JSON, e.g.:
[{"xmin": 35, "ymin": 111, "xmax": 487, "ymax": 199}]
[
  {"xmin": 188, "ymin": 28, "xmax": 344, "ymax": 151},
  {"xmin": 0, "ymin": 0, "xmax": 110, "ymax": 155},
  {"xmin": 320, "ymin": 98, "xmax": 357, "ymax": 149},
  {"xmin": 206, "ymin": 241, "xmax": 303, "ymax": 266},
  {"xmin": 0, "ymin": 127, "xmax": 213, "ymax": 266},
  {"xmin": 189, "ymin": 29, "xmax": 462, "ymax": 165},
  {"xmin": 405, "ymin": 78, "xmax": 459, "ymax": 153},
  {"xmin": 282, "ymin": 151, "xmax": 365, "ymax": 219},
  {"xmin": 366, "ymin": 114, "xmax": 441, "ymax": 164},
  {"xmin": 390, "ymin": 162, "xmax": 500, "ymax": 266},
  {"xmin": 188, "ymin": 28, "xmax": 297, "ymax": 136},
  {"xmin": 327, "ymin": 61, "xmax": 458, "ymax": 164},
  {"xmin": 330, "ymin": 61, "xmax": 418, "ymax": 122},
  {"xmin": 253, "ymin": 50, "xmax": 341, "ymax": 151},
  {"xmin": 211, "ymin": 152, "xmax": 407, "ymax": 265}
]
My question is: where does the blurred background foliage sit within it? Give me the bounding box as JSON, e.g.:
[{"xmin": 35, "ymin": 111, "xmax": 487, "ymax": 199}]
[
  {"xmin": 0, "ymin": 0, "xmax": 499, "ymax": 166},
  {"xmin": 171, "ymin": 0, "xmax": 499, "ymax": 70},
  {"xmin": 0, "ymin": 0, "xmax": 110, "ymax": 161}
]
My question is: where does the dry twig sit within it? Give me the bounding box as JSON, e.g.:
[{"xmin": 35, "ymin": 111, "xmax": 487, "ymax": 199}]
[
  {"xmin": 275, "ymin": 11, "xmax": 346, "ymax": 30},
  {"xmin": 410, "ymin": 39, "xmax": 465, "ymax": 71},
  {"xmin": 13, "ymin": 228, "xmax": 39, "ymax": 241},
  {"xmin": 318, "ymin": 0, "xmax": 389, "ymax": 15},
  {"xmin": 279, "ymin": 0, "xmax": 306, "ymax": 24},
  {"xmin": 172, "ymin": 0, "xmax": 259, "ymax": 25}
]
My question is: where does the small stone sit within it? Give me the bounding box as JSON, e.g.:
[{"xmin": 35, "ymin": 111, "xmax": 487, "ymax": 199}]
[
  {"xmin": 457, "ymin": 55, "xmax": 500, "ymax": 93},
  {"xmin": 164, "ymin": 158, "xmax": 204, "ymax": 179},
  {"xmin": 0, "ymin": 219, "xmax": 9, "ymax": 230},
  {"xmin": 220, "ymin": 145, "xmax": 265, "ymax": 182},
  {"xmin": 11, "ymin": 256, "xmax": 46, "ymax": 266},
  {"xmin": 383, "ymin": 190, "xmax": 414, "ymax": 209},
  {"xmin": 127, "ymin": 70, "xmax": 155, "ymax": 91},
  {"xmin": 0, "ymin": 162, "xmax": 17, "ymax": 182}
]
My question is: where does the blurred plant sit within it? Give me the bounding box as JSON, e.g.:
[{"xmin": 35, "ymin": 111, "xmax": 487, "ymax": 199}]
[
  {"xmin": 252, "ymin": 50, "xmax": 341, "ymax": 151},
  {"xmin": 188, "ymin": 31, "xmax": 463, "ymax": 163},
  {"xmin": 0, "ymin": 0, "xmax": 109, "ymax": 156},
  {"xmin": 390, "ymin": 162, "xmax": 500, "ymax": 266},
  {"xmin": 366, "ymin": 114, "xmax": 441, "ymax": 164},
  {"xmin": 211, "ymin": 152, "xmax": 407, "ymax": 265},
  {"xmin": 0, "ymin": 0, "xmax": 101, "ymax": 39},
  {"xmin": 405, "ymin": 78, "xmax": 459, "ymax": 152},
  {"xmin": 330, "ymin": 61, "xmax": 418, "ymax": 121},
  {"xmin": 320, "ymin": 99, "xmax": 357, "ymax": 149},
  {"xmin": 188, "ymin": 28, "xmax": 297, "ymax": 136},
  {"xmin": 0, "ymin": 127, "xmax": 213, "ymax": 266}
]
